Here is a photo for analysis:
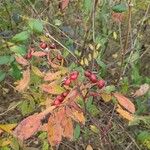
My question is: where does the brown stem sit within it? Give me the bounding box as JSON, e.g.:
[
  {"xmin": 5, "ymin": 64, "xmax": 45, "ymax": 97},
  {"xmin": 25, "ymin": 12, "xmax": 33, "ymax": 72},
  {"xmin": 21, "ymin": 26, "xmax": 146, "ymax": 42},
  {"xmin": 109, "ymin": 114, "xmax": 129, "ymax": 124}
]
[{"xmin": 117, "ymin": 1, "xmax": 132, "ymax": 84}]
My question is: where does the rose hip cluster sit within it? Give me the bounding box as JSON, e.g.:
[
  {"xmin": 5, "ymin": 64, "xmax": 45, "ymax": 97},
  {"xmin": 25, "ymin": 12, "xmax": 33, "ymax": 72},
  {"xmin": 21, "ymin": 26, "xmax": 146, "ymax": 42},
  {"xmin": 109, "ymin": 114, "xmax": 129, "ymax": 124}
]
[
  {"xmin": 53, "ymin": 90, "xmax": 70, "ymax": 106},
  {"xmin": 84, "ymin": 71, "xmax": 105, "ymax": 89},
  {"xmin": 64, "ymin": 71, "xmax": 79, "ymax": 86},
  {"xmin": 39, "ymin": 41, "xmax": 56, "ymax": 50}
]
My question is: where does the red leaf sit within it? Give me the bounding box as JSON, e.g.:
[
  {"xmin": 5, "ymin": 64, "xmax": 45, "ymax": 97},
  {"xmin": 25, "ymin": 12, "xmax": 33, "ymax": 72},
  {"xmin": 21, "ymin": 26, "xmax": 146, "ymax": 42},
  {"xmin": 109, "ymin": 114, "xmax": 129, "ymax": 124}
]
[
  {"xmin": 60, "ymin": 0, "xmax": 70, "ymax": 10},
  {"xmin": 13, "ymin": 114, "xmax": 42, "ymax": 140},
  {"xmin": 32, "ymin": 51, "xmax": 47, "ymax": 57},
  {"xmin": 113, "ymin": 93, "xmax": 135, "ymax": 113},
  {"xmin": 15, "ymin": 55, "xmax": 29, "ymax": 66}
]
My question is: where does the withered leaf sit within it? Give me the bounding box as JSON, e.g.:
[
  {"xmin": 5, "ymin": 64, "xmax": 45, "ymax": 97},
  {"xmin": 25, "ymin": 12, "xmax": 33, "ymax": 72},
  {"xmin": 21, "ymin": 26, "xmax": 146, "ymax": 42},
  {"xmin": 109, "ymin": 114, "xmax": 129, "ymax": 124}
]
[
  {"xmin": 133, "ymin": 83, "xmax": 149, "ymax": 97},
  {"xmin": 41, "ymin": 82, "xmax": 64, "ymax": 95},
  {"xmin": 15, "ymin": 55, "xmax": 29, "ymax": 66},
  {"xmin": 116, "ymin": 105, "xmax": 134, "ymax": 121},
  {"xmin": 60, "ymin": 0, "xmax": 70, "ymax": 10},
  {"xmin": 61, "ymin": 116, "xmax": 73, "ymax": 140},
  {"xmin": 66, "ymin": 107, "xmax": 85, "ymax": 124},
  {"xmin": 47, "ymin": 114, "xmax": 63, "ymax": 146},
  {"xmin": 13, "ymin": 114, "xmax": 42, "ymax": 140},
  {"xmin": 31, "ymin": 51, "xmax": 47, "ymax": 57},
  {"xmin": 16, "ymin": 67, "xmax": 30, "ymax": 92},
  {"xmin": 113, "ymin": 93, "xmax": 135, "ymax": 113}
]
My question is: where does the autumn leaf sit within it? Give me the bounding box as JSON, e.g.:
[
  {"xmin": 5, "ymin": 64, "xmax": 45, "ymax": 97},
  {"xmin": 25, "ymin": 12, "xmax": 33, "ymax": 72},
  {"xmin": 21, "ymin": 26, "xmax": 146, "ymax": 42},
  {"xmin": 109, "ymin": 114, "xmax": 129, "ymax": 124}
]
[
  {"xmin": 133, "ymin": 83, "xmax": 149, "ymax": 97},
  {"xmin": 13, "ymin": 114, "xmax": 42, "ymax": 140},
  {"xmin": 44, "ymin": 68, "xmax": 68, "ymax": 81},
  {"xmin": 60, "ymin": 0, "xmax": 70, "ymax": 10},
  {"xmin": 61, "ymin": 117, "xmax": 73, "ymax": 140},
  {"xmin": 0, "ymin": 124, "xmax": 17, "ymax": 134},
  {"xmin": 101, "ymin": 92, "xmax": 112, "ymax": 102},
  {"xmin": 113, "ymin": 93, "xmax": 135, "ymax": 113},
  {"xmin": 47, "ymin": 114, "xmax": 63, "ymax": 146},
  {"xmin": 32, "ymin": 66, "xmax": 44, "ymax": 77},
  {"xmin": 16, "ymin": 67, "xmax": 30, "ymax": 92},
  {"xmin": 86, "ymin": 144, "xmax": 93, "ymax": 150},
  {"xmin": 66, "ymin": 107, "xmax": 85, "ymax": 124},
  {"xmin": 0, "ymin": 138, "xmax": 12, "ymax": 147},
  {"xmin": 31, "ymin": 51, "xmax": 47, "ymax": 57},
  {"xmin": 41, "ymin": 82, "xmax": 64, "ymax": 95},
  {"xmin": 116, "ymin": 105, "xmax": 134, "ymax": 121},
  {"xmin": 15, "ymin": 55, "xmax": 29, "ymax": 66}
]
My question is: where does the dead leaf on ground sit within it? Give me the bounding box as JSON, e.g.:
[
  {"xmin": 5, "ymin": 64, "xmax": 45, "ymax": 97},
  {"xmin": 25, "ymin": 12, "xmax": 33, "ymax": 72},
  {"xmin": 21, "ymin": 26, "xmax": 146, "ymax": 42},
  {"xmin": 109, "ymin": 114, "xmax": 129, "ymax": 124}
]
[
  {"xmin": 15, "ymin": 55, "xmax": 29, "ymax": 66},
  {"xmin": 116, "ymin": 105, "xmax": 134, "ymax": 121},
  {"xmin": 86, "ymin": 144, "xmax": 93, "ymax": 150},
  {"xmin": 31, "ymin": 51, "xmax": 47, "ymax": 57},
  {"xmin": 113, "ymin": 93, "xmax": 135, "ymax": 113},
  {"xmin": 60, "ymin": 0, "xmax": 70, "ymax": 10},
  {"xmin": 101, "ymin": 92, "xmax": 112, "ymax": 102},
  {"xmin": 133, "ymin": 83, "xmax": 149, "ymax": 97},
  {"xmin": 16, "ymin": 67, "xmax": 30, "ymax": 92},
  {"xmin": 0, "ymin": 124, "xmax": 17, "ymax": 134},
  {"xmin": 13, "ymin": 114, "xmax": 42, "ymax": 140}
]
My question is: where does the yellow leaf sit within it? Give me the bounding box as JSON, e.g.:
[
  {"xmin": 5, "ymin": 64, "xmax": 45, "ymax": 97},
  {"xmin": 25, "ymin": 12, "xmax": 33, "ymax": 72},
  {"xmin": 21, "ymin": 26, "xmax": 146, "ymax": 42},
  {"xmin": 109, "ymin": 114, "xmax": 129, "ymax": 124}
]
[
  {"xmin": 90, "ymin": 125, "xmax": 99, "ymax": 133},
  {"xmin": 16, "ymin": 67, "xmax": 30, "ymax": 92},
  {"xmin": 93, "ymin": 50, "xmax": 98, "ymax": 59},
  {"xmin": 96, "ymin": 43, "xmax": 101, "ymax": 50},
  {"xmin": 71, "ymin": 110, "xmax": 85, "ymax": 124},
  {"xmin": 44, "ymin": 68, "xmax": 68, "ymax": 81},
  {"xmin": 0, "ymin": 138, "xmax": 11, "ymax": 147},
  {"xmin": 41, "ymin": 82, "xmax": 65, "ymax": 95},
  {"xmin": 113, "ymin": 93, "xmax": 135, "ymax": 113},
  {"xmin": 32, "ymin": 66, "xmax": 44, "ymax": 77},
  {"xmin": 116, "ymin": 105, "xmax": 134, "ymax": 121},
  {"xmin": 89, "ymin": 44, "xmax": 94, "ymax": 50},
  {"xmin": 86, "ymin": 144, "xmax": 93, "ymax": 150},
  {"xmin": 84, "ymin": 58, "xmax": 89, "ymax": 66},
  {"xmin": 88, "ymin": 53, "xmax": 92, "ymax": 61},
  {"xmin": 101, "ymin": 93, "xmax": 112, "ymax": 102},
  {"xmin": 0, "ymin": 124, "xmax": 17, "ymax": 134},
  {"xmin": 80, "ymin": 58, "xmax": 84, "ymax": 65},
  {"xmin": 113, "ymin": 31, "xmax": 117, "ymax": 40}
]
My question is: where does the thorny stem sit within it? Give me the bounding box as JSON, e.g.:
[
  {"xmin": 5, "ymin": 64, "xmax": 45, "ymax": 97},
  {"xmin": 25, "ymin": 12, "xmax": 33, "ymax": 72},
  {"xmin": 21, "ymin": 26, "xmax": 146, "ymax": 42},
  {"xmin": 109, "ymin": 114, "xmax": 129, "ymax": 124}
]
[{"xmin": 117, "ymin": 1, "xmax": 132, "ymax": 84}]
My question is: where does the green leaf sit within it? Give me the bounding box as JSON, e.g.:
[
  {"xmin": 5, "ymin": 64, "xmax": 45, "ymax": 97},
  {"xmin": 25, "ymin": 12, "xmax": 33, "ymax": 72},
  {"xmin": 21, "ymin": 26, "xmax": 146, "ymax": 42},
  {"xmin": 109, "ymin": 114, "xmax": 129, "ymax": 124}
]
[
  {"xmin": 112, "ymin": 4, "xmax": 127, "ymax": 13},
  {"xmin": 28, "ymin": 19, "xmax": 43, "ymax": 34},
  {"xmin": 10, "ymin": 45, "xmax": 27, "ymax": 56},
  {"xmin": 137, "ymin": 131, "xmax": 150, "ymax": 149},
  {"xmin": 18, "ymin": 100, "xmax": 35, "ymax": 116},
  {"xmin": 10, "ymin": 63, "xmax": 22, "ymax": 80},
  {"xmin": 0, "ymin": 55, "xmax": 14, "ymax": 65},
  {"xmin": 0, "ymin": 71, "xmax": 6, "ymax": 82},
  {"xmin": 83, "ymin": 0, "xmax": 92, "ymax": 13},
  {"xmin": 12, "ymin": 31, "xmax": 30, "ymax": 43},
  {"xmin": 74, "ymin": 124, "xmax": 80, "ymax": 140},
  {"xmin": 104, "ymin": 85, "xmax": 116, "ymax": 93}
]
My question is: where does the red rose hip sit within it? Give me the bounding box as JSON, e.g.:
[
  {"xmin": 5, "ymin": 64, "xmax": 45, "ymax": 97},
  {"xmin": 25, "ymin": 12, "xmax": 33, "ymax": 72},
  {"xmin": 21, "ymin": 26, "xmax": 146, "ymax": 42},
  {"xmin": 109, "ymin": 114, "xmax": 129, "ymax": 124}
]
[
  {"xmin": 54, "ymin": 99, "xmax": 61, "ymax": 106},
  {"xmin": 70, "ymin": 71, "xmax": 79, "ymax": 80},
  {"xmin": 39, "ymin": 41, "xmax": 47, "ymax": 49},
  {"xmin": 64, "ymin": 78, "xmax": 71, "ymax": 86},
  {"xmin": 84, "ymin": 71, "xmax": 92, "ymax": 77},
  {"xmin": 97, "ymin": 80, "xmax": 105, "ymax": 89},
  {"xmin": 89, "ymin": 74, "xmax": 97, "ymax": 83}
]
